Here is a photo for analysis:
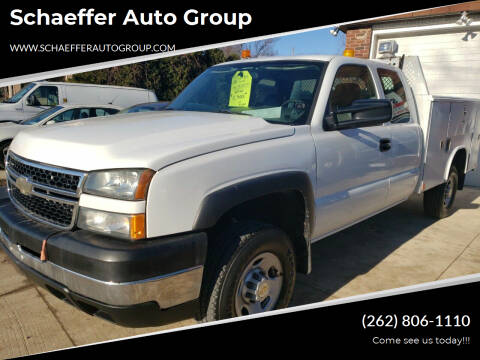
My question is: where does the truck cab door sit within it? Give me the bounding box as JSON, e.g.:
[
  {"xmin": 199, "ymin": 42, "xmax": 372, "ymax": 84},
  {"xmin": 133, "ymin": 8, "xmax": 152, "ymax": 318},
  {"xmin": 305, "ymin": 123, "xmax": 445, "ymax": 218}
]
[
  {"xmin": 311, "ymin": 64, "xmax": 392, "ymax": 238},
  {"xmin": 376, "ymin": 67, "xmax": 422, "ymax": 204}
]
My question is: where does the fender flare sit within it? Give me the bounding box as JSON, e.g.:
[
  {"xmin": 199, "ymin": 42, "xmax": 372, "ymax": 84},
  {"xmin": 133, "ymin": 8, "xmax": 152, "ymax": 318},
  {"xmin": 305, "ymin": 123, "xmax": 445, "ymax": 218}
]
[
  {"xmin": 192, "ymin": 171, "xmax": 315, "ymax": 233},
  {"xmin": 192, "ymin": 171, "xmax": 315, "ymax": 273},
  {"xmin": 444, "ymin": 146, "xmax": 467, "ymax": 181}
]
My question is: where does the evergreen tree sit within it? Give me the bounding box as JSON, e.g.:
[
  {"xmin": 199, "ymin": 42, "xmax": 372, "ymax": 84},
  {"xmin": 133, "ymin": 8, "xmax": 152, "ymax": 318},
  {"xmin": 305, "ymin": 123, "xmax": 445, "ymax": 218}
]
[{"xmin": 70, "ymin": 49, "xmax": 228, "ymax": 101}]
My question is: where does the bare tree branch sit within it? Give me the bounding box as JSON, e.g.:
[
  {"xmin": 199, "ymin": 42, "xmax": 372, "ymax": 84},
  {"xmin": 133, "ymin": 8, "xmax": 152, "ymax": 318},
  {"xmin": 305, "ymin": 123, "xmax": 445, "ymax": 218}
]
[{"xmin": 248, "ymin": 38, "xmax": 278, "ymax": 57}]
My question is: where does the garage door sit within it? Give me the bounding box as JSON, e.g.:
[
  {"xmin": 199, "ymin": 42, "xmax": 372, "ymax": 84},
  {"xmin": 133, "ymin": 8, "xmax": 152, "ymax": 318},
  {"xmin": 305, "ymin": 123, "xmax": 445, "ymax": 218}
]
[
  {"xmin": 374, "ymin": 26, "xmax": 480, "ymax": 185},
  {"xmin": 374, "ymin": 27, "xmax": 480, "ymax": 98}
]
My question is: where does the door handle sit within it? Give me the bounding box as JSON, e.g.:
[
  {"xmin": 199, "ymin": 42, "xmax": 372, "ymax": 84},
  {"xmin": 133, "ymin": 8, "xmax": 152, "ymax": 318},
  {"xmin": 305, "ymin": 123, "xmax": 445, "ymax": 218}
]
[
  {"xmin": 445, "ymin": 138, "xmax": 452, "ymax": 152},
  {"xmin": 379, "ymin": 138, "xmax": 391, "ymax": 152}
]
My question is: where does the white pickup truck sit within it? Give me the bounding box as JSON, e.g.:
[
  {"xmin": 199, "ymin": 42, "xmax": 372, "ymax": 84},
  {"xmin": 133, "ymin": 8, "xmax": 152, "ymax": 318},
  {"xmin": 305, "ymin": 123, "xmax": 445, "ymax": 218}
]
[{"xmin": 0, "ymin": 55, "xmax": 479, "ymax": 327}]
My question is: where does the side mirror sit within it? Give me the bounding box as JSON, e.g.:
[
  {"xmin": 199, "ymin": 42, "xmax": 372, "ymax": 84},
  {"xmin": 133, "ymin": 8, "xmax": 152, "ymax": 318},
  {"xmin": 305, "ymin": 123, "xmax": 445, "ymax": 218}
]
[
  {"xmin": 324, "ymin": 99, "xmax": 392, "ymax": 131},
  {"xmin": 45, "ymin": 120, "xmax": 55, "ymax": 126},
  {"xmin": 26, "ymin": 94, "xmax": 34, "ymax": 106}
]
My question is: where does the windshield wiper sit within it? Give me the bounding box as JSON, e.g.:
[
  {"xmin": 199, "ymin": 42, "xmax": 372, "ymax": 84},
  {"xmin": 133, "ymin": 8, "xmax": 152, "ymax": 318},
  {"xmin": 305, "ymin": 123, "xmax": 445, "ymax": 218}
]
[
  {"xmin": 216, "ymin": 109, "xmax": 252, "ymax": 116},
  {"xmin": 162, "ymin": 107, "xmax": 251, "ymax": 116}
]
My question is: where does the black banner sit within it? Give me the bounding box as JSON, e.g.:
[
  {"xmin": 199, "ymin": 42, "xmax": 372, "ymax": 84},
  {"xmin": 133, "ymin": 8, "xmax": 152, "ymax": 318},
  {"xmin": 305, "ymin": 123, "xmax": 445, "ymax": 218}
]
[
  {"xmin": 0, "ymin": 1, "xmax": 466, "ymax": 78},
  {"xmin": 27, "ymin": 280, "xmax": 479, "ymax": 357},
  {"xmin": 3, "ymin": 1, "xmax": 478, "ymax": 357}
]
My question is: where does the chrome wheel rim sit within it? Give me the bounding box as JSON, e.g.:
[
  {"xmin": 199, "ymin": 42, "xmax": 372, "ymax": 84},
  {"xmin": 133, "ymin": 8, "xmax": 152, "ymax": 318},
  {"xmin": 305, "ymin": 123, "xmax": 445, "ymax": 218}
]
[{"xmin": 235, "ymin": 252, "xmax": 283, "ymax": 316}]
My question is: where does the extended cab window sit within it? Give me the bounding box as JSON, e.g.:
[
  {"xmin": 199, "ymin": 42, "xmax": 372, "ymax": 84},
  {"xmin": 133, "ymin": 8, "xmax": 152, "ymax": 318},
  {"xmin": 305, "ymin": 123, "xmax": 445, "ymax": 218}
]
[
  {"xmin": 29, "ymin": 86, "xmax": 59, "ymax": 106},
  {"xmin": 377, "ymin": 68, "xmax": 410, "ymax": 123},
  {"xmin": 166, "ymin": 61, "xmax": 326, "ymax": 125},
  {"xmin": 328, "ymin": 65, "xmax": 377, "ymax": 123}
]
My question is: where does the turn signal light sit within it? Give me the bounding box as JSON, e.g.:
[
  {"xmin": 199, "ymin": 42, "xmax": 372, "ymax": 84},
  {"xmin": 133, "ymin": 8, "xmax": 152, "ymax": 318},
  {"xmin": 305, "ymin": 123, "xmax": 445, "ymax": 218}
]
[
  {"xmin": 129, "ymin": 214, "xmax": 146, "ymax": 240},
  {"xmin": 134, "ymin": 169, "xmax": 155, "ymax": 200}
]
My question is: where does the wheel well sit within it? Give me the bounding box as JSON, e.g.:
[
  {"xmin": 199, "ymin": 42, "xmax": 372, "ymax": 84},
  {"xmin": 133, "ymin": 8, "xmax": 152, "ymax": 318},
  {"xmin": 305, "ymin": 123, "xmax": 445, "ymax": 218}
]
[
  {"xmin": 0, "ymin": 139, "xmax": 12, "ymax": 147},
  {"xmin": 210, "ymin": 191, "xmax": 310, "ymax": 274},
  {"xmin": 451, "ymin": 149, "xmax": 467, "ymax": 190},
  {"xmin": 0, "ymin": 139, "xmax": 12, "ymax": 168}
]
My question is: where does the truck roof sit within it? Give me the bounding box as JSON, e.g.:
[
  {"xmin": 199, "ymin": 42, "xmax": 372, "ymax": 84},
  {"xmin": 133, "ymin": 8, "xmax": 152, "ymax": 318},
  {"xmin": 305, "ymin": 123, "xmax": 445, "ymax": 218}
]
[
  {"xmin": 216, "ymin": 55, "xmax": 335, "ymax": 66},
  {"xmin": 215, "ymin": 55, "xmax": 396, "ymax": 68}
]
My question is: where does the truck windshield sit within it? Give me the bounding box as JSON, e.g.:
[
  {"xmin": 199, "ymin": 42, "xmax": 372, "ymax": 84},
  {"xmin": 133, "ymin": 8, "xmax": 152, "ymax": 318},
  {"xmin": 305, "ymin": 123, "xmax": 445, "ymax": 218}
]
[
  {"xmin": 20, "ymin": 106, "xmax": 63, "ymax": 125},
  {"xmin": 2, "ymin": 83, "xmax": 36, "ymax": 104},
  {"xmin": 167, "ymin": 61, "xmax": 326, "ymax": 125}
]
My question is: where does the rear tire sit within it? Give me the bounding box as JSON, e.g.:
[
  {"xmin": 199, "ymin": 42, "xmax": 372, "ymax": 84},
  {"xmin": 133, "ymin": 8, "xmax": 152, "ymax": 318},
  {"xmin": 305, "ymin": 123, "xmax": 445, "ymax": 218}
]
[
  {"xmin": 198, "ymin": 220, "xmax": 296, "ymax": 322},
  {"xmin": 423, "ymin": 166, "xmax": 458, "ymax": 219}
]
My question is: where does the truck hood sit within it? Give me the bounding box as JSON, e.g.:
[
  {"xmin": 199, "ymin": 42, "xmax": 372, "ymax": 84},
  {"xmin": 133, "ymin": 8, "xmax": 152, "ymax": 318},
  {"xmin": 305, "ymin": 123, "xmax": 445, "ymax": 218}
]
[
  {"xmin": 0, "ymin": 122, "xmax": 20, "ymax": 128},
  {"xmin": 0, "ymin": 102, "xmax": 23, "ymax": 121},
  {"xmin": 10, "ymin": 111, "xmax": 294, "ymax": 171}
]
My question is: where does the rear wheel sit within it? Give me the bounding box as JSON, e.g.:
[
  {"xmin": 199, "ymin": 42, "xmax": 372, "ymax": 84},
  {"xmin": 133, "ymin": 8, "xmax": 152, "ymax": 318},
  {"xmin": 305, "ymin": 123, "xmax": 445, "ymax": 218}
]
[
  {"xmin": 423, "ymin": 166, "xmax": 458, "ymax": 218},
  {"xmin": 199, "ymin": 221, "xmax": 296, "ymax": 322}
]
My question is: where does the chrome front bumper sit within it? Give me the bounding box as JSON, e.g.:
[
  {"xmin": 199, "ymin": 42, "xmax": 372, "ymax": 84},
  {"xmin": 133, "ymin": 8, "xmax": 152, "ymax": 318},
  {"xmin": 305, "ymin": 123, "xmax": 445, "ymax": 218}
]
[{"xmin": 0, "ymin": 227, "xmax": 203, "ymax": 308}]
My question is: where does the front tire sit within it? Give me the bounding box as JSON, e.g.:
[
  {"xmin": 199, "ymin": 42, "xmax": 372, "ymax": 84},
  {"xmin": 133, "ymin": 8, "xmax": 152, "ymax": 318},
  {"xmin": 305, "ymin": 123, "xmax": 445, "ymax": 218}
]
[
  {"xmin": 199, "ymin": 221, "xmax": 296, "ymax": 322},
  {"xmin": 423, "ymin": 166, "xmax": 458, "ymax": 218},
  {"xmin": 0, "ymin": 140, "xmax": 11, "ymax": 169}
]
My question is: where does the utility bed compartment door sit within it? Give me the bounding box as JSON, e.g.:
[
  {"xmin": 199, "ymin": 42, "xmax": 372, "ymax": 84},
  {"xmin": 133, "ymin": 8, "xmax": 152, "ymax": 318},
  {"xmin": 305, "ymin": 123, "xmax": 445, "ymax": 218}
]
[
  {"xmin": 423, "ymin": 101, "xmax": 450, "ymax": 190},
  {"xmin": 467, "ymin": 106, "xmax": 480, "ymax": 172}
]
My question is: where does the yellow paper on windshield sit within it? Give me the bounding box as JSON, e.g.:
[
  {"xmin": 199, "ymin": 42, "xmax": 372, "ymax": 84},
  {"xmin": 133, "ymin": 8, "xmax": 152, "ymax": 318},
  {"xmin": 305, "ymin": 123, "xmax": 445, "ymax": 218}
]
[{"xmin": 229, "ymin": 71, "xmax": 252, "ymax": 107}]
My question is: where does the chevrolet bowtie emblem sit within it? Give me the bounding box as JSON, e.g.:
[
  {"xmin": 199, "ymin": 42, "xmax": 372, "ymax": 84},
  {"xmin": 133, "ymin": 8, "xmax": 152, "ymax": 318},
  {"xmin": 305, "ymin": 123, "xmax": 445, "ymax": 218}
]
[{"xmin": 16, "ymin": 177, "xmax": 33, "ymax": 196}]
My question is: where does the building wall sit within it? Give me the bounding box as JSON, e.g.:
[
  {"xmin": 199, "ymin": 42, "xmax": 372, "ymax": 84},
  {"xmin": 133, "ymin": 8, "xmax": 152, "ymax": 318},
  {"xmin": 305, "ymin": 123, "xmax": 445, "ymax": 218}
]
[
  {"xmin": 345, "ymin": 28, "xmax": 372, "ymax": 58},
  {"xmin": 1, "ymin": 84, "xmax": 22, "ymax": 100}
]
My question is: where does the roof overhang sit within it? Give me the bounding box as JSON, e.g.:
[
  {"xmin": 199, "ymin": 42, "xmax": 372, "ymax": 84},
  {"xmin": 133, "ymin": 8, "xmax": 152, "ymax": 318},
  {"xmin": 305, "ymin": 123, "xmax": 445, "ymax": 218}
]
[{"xmin": 339, "ymin": 0, "xmax": 480, "ymax": 32}]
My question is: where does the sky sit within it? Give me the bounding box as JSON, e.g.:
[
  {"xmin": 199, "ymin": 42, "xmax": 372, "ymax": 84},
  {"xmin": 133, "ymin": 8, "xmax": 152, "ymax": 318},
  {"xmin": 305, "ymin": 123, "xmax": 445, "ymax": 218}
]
[{"xmin": 248, "ymin": 27, "xmax": 346, "ymax": 57}]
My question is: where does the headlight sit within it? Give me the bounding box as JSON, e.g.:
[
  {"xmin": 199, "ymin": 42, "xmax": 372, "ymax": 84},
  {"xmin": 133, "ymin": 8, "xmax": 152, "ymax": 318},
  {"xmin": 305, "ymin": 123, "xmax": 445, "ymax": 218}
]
[
  {"xmin": 77, "ymin": 208, "xmax": 146, "ymax": 240},
  {"xmin": 83, "ymin": 169, "xmax": 155, "ymax": 200}
]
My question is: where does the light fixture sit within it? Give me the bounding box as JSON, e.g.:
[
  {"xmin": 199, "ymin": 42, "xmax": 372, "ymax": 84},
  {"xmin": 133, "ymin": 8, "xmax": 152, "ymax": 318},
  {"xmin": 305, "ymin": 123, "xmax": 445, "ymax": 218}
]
[
  {"xmin": 330, "ymin": 27, "xmax": 339, "ymax": 37},
  {"xmin": 456, "ymin": 11, "xmax": 472, "ymax": 26},
  {"xmin": 378, "ymin": 40, "xmax": 398, "ymax": 57}
]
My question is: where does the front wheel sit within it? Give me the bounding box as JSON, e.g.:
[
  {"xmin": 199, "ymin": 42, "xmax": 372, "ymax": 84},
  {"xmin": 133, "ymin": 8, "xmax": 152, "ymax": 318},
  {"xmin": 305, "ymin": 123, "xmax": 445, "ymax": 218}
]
[
  {"xmin": 423, "ymin": 166, "xmax": 458, "ymax": 218},
  {"xmin": 0, "ymin": 140, "xmax": 11, "ymax": 170},
  {"xmin": 199, "ymin": 221, "xmax": 296, "ymax": 322}
]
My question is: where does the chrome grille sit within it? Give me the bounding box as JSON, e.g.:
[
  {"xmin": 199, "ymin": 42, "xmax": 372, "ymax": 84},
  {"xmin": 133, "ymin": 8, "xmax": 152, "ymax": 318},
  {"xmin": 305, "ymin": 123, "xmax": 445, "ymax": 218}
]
[
  {"xmin": 5, "ymin": 152, "xmax": 86, "ymax": 230},
  {"xmin": 8, "ymin": 154, "xmax": 80, "ymax": 192},
  {"xmin": 11, "ymin": 187, "xmax": 75, "ymax": 227}
]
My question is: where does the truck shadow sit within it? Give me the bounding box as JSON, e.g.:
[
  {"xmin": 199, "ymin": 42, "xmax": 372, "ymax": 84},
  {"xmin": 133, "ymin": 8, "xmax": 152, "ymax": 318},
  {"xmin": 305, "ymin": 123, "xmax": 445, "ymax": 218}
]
[{"xmin": 290, "ymin": 187, "xmax": 480, "ymax": 307}]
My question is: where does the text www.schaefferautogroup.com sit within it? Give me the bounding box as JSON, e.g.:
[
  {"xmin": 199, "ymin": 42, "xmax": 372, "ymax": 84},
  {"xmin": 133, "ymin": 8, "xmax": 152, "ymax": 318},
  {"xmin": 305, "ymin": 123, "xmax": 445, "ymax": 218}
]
[{"xmin": 9, "ymin": 43, "xmax": 175, "ymax": 53}]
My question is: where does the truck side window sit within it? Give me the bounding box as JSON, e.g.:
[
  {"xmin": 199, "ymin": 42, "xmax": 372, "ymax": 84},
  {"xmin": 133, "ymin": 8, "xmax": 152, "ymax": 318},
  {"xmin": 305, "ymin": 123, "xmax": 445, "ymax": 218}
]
[
  {"xmin": 29, "ymin": 86, "xmax": 59, "ymax": 106},
  {"xmin": 329, "ymin": 65, "xmax": 377, "ymax": 112},
  {"xmin": 377, "ymin": 68, "xmax": 410, "ymax": 123}
]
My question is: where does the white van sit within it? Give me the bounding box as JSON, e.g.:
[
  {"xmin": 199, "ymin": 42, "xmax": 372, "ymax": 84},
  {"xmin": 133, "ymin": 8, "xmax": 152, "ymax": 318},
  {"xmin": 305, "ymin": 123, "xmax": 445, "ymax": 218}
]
[{"xmin": 0, "ymin": 81, "xmax": 158, "ymax": 121}]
